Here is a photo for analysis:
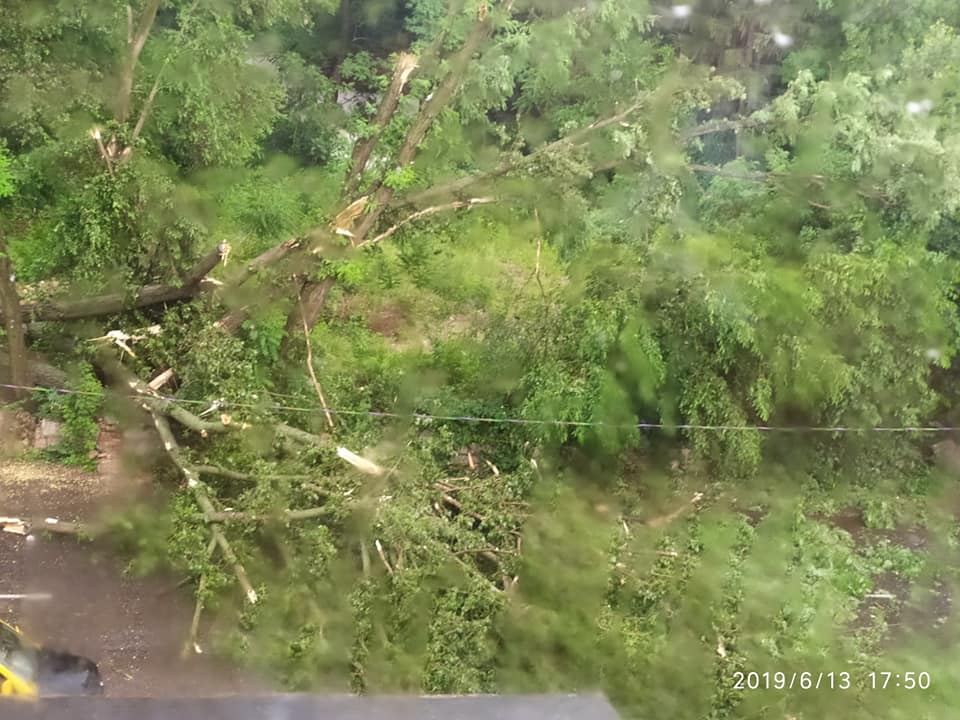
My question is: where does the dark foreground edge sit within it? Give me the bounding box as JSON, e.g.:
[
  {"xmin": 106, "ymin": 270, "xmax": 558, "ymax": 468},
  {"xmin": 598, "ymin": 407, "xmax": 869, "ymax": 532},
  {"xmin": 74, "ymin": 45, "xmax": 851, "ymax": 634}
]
[{"xmin": 1, "ymin": 693, "xmax": 621, "ymax": 720}]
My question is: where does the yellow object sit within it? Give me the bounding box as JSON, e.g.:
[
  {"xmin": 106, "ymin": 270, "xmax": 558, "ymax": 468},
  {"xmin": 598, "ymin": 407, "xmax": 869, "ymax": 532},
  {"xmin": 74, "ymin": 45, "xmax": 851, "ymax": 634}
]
[{"xmin": 0, "ymin": 619, "xmax": 40, "ymax": 700}]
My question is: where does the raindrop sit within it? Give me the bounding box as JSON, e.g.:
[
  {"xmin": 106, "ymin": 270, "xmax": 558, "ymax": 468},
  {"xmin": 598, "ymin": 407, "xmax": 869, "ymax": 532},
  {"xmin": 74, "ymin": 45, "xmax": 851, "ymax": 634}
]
[
  {"xmin": 906, "ymin": 99, "xmax": 934, "ymax": 115},
  {"xmin": 671, "ymin": 5, "xmax": 692, "ymax": 18},
  {"xmin": 773, "ymin": 31, "xmax": 793, "ymax": 48}
]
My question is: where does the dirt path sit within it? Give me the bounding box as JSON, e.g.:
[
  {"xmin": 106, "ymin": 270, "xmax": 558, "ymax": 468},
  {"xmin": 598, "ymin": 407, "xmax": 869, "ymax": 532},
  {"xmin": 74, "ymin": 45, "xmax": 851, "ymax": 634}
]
[{"xmin": 0, "ymin": 427, "xmax": 264, "ymax": 697}]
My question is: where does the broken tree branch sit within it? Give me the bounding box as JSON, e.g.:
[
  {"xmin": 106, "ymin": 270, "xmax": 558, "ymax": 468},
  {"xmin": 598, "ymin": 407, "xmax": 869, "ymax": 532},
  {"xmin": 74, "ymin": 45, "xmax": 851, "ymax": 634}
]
[
  {"xmin": 343, "ymin": 52, "xmax": 419, "ymax": 198},
  {"xmin": 151, "ymin": 411, "xmax": 258, "ymax": 604},
  {"xmin": 400, "ymin": 97, "xmax": 647, "ymax": 207},
  {"xmin": 281, "ymin": 276, "xmax": 335, "ymax": 358},
  {"xmin": 183, "ymin": 535, "xmax": 218, "ymax": 657},
  {"xmin": 103, "ymin": 360, "xmax": 233, "ymax": 436},
  {"xmin": 193, "ymin": 465, "xmax": 313, "ymax": 483},
  {"xmin": 677, "ymin": 117, "xmax": 760, "ymax": 142},
  {"xmin": 103, "ymin": 358, "xmax": 332, "ymax": 449},
  {"xmin": 276, "ymin": 423, "xmax": 332, "ymax": 448},
  {"xmin": 374, "ymin": 538, "xmax": 394, "ymax": 575},
  {"xmin": 91, "ymin": 128, "xmax": 116, "ymax": 178},
  {"xmin": 358, "ymin": 197, "xmax": 496, "ymax": 247},
  {"xmin": 206, "ymin": 507, "xmax": 331, "ymax": 523}
]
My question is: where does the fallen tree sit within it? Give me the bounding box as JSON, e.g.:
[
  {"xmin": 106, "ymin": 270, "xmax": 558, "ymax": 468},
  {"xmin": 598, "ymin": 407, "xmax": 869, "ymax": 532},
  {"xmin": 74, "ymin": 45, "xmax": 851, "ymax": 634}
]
[{"xmin": 5, "ymin": 243, "xmax": 230, "ymax": 323}]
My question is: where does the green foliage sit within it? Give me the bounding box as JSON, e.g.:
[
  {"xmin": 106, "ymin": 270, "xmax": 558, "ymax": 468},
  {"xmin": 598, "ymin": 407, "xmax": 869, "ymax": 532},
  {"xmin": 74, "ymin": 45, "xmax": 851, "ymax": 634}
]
[
  {"xmin": 146, "ymin": 16, "xmax": 285, "ymax": 168},
  {"xmin": 7, "ymin": 2, "xmax": 960, "ymax": 718},
  {"xmin": 33, "ymin": 362, "xmax": 104, "ymax": 469},
  {"xmin": 0, "ymin": 146, "xmax": 14, "ymax": 198}
]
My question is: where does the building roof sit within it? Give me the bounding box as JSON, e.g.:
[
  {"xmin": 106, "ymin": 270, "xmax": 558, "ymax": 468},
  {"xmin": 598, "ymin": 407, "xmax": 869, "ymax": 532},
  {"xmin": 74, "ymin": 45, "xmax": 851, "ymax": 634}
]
[{"xmin": 3, "ymin": 693, "xmax": 622, "ymax": 720}]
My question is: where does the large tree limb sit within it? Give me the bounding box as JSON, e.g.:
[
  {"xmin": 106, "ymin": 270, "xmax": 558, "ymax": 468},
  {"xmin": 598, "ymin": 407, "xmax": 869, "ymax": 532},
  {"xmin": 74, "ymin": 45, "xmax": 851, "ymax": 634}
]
[
  {"xmin": 1, "ymin": 516, "xmax": 91, "ymax": 537},
  {"xmin": 352, "ymin": 15, "xmax": 498, "ymax": 243},
  {"xmin": 398, "ymin": 97, "xmax": 648, "ymax": 207},
  {"xmin": 10, "ymin": 243, "xmax": 228, "ymax": 323},
  {"xmin": 0, "ymin": 351, "xmax": 68, "ymax": 389},
  {"xmin": 343, "ymin": 53, "xmax": 419, "ymax": 198},
  {"xmin": 0, "ymin": 233, "xmax": 29, "ymax": 400},
  {"xmin": 117, "ymin": 0, "xmax": 163, "ymax": 123}
]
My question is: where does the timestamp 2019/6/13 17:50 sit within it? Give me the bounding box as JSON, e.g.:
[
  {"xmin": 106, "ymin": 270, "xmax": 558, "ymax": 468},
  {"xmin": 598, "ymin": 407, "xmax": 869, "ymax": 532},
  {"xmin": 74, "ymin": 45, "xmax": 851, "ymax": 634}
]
[{"xmin": 732, "ymin": 671, "xmax": 931, "ymax": 690}]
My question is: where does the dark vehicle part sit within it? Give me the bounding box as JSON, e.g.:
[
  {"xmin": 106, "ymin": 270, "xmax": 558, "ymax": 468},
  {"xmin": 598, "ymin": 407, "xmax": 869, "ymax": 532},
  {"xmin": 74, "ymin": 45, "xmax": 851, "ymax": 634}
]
[{"xmin": 36, "ymin": 647, "xmax": 104, "ymax": 697}]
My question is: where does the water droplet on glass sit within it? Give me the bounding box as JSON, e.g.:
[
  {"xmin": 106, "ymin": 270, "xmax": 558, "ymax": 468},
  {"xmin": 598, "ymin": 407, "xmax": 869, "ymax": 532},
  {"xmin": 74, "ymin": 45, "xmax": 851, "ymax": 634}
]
[
  {"xmin": 671, "ymin": 5, "xmax": 692, "ymax": 18},
  {"xmin": 773, "ymin": 31, "xmax": 793, "ymax": 48},
  {"xmin": 906, "ymin": 99, "xmax": 934, "ymax": 115},
  {"xmin": 926, "ymin": 348, "xmax": 941, "ymax": 361}
]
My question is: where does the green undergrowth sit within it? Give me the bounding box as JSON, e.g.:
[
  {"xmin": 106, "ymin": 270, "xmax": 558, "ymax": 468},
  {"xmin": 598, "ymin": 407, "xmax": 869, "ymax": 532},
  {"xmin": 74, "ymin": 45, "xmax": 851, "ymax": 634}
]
[{"xmin": 100, "ymin": 435, "xmax": 960, "ymax": 719}]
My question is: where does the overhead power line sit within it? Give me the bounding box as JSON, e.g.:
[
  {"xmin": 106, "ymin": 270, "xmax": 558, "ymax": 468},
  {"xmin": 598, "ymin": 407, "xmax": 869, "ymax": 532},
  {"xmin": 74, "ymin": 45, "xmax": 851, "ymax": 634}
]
[{"xmin": 1, "ymin": 382, "xmax": 954, "ymax": 434}]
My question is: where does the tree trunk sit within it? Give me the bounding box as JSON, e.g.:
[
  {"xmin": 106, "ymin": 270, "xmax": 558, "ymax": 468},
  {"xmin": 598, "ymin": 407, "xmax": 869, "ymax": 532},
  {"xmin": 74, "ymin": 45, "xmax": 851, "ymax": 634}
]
[
  {"xmin": 0, "ymin": 233, "xmax": 28, "ymax": 400},
  {"xmin": 279, "ymin": 277, "xmax": 335, "ymax": 358}
]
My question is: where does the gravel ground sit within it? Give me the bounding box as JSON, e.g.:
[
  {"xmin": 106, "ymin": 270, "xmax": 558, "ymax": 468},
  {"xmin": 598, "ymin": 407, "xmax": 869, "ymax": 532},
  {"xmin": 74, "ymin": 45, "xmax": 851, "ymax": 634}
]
[{"xmin": 0, "ymin": 428, "xmax": 263, "ymax": 697}]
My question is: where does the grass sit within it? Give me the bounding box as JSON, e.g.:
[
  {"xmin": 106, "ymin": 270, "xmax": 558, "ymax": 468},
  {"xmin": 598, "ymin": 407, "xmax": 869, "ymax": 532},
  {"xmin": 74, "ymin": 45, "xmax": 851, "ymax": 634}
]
[{"xmin": 600, "ymin": 461, "xmax": 959, "ymax": 719}]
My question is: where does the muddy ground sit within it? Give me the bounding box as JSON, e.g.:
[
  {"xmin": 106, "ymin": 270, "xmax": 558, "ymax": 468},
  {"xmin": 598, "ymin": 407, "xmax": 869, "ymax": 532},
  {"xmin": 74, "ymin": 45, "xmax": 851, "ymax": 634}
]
[{"xmin": 0, "ymin": 427, "xmax": 263, "ymax": 697}]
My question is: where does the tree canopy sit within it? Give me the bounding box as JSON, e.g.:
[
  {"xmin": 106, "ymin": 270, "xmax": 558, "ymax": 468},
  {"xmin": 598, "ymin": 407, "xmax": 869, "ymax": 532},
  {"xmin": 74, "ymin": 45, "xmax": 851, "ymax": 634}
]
[{"xmin": 3, "ymin": 1, "xmax": 960, "ymax": 717}]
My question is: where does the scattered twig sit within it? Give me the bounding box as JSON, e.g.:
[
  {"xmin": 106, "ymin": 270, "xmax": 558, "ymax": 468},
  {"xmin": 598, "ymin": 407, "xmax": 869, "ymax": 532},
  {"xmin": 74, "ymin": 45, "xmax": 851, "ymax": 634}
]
[
  {"xmin": 640, "ymin": 492, "xmax": 704, "ymax": 529},
  {"xmin": 2, "ymin": 516, "xmax": 90, "ymax": 537},
  {"xmin": 298, "ymin": 290, "xmax": 335, "ymax": 429},
  {"xmin": 520, "ymin": 209, "xmax": 547, "ymax": 299}
]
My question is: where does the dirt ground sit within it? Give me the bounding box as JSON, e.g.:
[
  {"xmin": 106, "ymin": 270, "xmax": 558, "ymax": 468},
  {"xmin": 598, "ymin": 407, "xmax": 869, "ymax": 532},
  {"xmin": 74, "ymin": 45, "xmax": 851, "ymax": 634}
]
[{"xmin": 0, "ymin": 426, "xmax": 264, "ymax": 697}]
